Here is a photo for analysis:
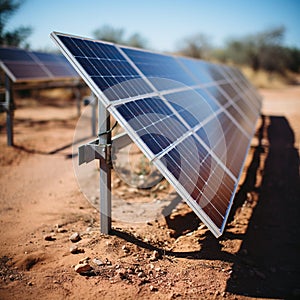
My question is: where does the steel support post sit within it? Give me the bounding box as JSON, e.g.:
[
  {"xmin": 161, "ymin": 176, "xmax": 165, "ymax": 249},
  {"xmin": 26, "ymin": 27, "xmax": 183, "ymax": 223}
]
[
  {"xmin": 91, "ymin": 93, "xmax": 97, "ymax": 137},
  {"xmin": 98, "ymin": 99, "xmax": 112, "ymax": 234},
  {"xmin": 5, "ymin": 75, "xmax": 13, "ymax": 146}
]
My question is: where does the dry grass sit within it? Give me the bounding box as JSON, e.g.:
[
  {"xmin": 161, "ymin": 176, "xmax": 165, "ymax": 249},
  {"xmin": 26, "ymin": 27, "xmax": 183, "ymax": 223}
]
[{"xmin": 240, "ymin": 66, "xmax": 292, "ymax": 89}]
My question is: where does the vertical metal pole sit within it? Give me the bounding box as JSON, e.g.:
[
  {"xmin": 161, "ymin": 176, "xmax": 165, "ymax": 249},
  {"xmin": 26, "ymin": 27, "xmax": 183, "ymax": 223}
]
[
  {"xmin": 98, "ymin": 97, "xmax": 112, "ymax": 234},
  {"xmin": 5, "ymin": 75, "xmax": 13, "ymax": 147},
  {"xmin": 91, "ymin": 93, "xmax": 97, "ymax": 137}
]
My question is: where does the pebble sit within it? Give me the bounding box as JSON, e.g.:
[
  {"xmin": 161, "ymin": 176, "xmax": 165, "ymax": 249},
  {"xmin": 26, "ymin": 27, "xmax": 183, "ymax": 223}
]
[
  {"xmin": 149, "ymin": 250, "xmax": 160, "ymax": 261},
  {"xmin": 70, "ymin": 246, "xmax": 84, "ymax": 254},
  {"xmin": 150, "ymin": 285, "xmax": 158, "ymax": 292},
  {"xmin": 122, "ymin": 245, "xmax": 130, "ymax": 253},
  {"xmin": 74, "ymin": 263, "xmax": 92, "ymax": 274},
  {"xmin": 79, "ymin": 257, "xmax": 90, "ymax": 264},
  {"xmin": 44, "ymin": 235, "xmax": 56, "ymax": 241},
  {"xmin": 92, "ymin": 258, "xmax": 104, "ymax": 266},
  {"xmin": 137, "ymin": 271, "xmax": 145, "ymax": 278},
  {"xmin": 69, "ymin": 232, "xmax": 81, "ymax": 243}
]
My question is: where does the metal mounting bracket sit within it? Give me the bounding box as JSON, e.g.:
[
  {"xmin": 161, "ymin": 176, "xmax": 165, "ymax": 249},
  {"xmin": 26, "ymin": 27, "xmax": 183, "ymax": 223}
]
[{"xmin": 78, "ymin": 138, "xmax": 112, "ymax": 166}]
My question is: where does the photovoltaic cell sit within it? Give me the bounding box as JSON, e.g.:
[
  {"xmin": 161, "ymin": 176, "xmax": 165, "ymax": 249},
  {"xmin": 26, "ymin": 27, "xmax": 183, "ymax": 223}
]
[
  {"xmin": 51, "ymin": 32, "xmax": 262, "ymax": 237},
  {"xmin": 56, "ymin": 35, "xmax": 153, "ymax": 102},
  {"xmin": 0, "ymin": 46, "xmax": 80, "ymax": 82}
]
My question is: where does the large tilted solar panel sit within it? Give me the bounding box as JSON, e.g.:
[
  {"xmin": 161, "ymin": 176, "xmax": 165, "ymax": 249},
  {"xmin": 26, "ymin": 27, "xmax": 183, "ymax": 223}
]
[
  {"xmin": 51, "ymin": 32, "xmax": 262, "ymax": 237},
  {"xmin": 0, "ymin": 46, "xmax": 79, "ymax": 83}
]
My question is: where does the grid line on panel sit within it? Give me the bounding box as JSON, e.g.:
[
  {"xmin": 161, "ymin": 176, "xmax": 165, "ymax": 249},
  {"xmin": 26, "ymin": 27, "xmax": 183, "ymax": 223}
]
[
  {"xmin": 27, "ymin": 51, "xmax": 53, "ymax": 79},
  {"xmin": 159, "ymin": 137, "xmax": 235, "ymax": 228},
  {"xmin": 112, "ymin": 51, "xmax": 239, "ymax": 182},
  {"xmin": 51, "ymin": 32, "xmax": 262, "ymax": 237},
  {"xmin": 0, "ymin": 46, "xmax": 81, "ymax": 83},
  {"xmin": 55, "ymin": 34, "xmax": 153, "ymax": 102}
]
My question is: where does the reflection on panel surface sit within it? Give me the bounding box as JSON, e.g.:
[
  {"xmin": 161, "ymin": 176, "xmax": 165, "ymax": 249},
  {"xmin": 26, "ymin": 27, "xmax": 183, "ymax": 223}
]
[{"xmin": 51, "ymin": 32, "xmax": 262, "ymax": 237}]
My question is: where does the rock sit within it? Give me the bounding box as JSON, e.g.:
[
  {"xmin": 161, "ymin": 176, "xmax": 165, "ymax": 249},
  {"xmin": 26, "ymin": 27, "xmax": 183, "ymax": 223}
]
[
  {"xmin": 198, "ymin": 224, "xmax": 206, "ymax": 230},
  {"xmin": 70, "ymin": 246, "xmax": 84, "ymax": 254},
  {"xmin": 150, "ymin": 285, "xmax": 158, "ymax": 292},
  {"xmin": 44, "ymin": 235, "xmax": 56, "ymax": 241},
  {"xmin": 69, "ymin": 232, "xmax": 81, "ymax": 243},
  {"xmin": 57, "ymin": 228, "xmax": 67, "ymax": 233},
  {"xmin": 74, "ymin": 263, "xmax": 92, "ymax": 274},
  {"xmin": 92, "ymin": 258, "xmax": 104, "ymax": 266},
  {"xmin": 79, "ymin": 257, "xmax": 90, "ymax": 264},
  {"xmin": 137, "ymin": 271, "xmax": 145, "ymax": 278},
  {"xmin": 122, "ymin": 245, "xmax": 130, "ymax": 253},
  {"xmin": 149, "ymin": 250, "xmax": 160, "ymax": 261}
]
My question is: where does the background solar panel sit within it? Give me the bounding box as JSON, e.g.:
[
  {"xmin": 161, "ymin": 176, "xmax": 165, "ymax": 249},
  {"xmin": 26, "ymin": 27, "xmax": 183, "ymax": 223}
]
[
  {"xmin": 51, "ymin": 32, "xmax": 262, "ymax": 237},
  {"xmin": 0, "ymin": 46, "xmax": 80, "ymax": 82}
]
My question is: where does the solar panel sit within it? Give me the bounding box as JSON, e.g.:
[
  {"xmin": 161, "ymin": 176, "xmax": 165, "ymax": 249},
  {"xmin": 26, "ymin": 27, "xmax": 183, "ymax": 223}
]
[
  {"xmin": 51, "ymin": 32, "xmax": 262, "ymax": 237},
  {"xmin": 0, "ymin": 46, "xmax": 79, "ymax": 82}
]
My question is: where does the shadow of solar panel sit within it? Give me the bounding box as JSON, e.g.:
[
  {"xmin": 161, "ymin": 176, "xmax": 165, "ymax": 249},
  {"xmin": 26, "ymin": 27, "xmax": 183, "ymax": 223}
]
[{"xmin": 51, "ymin": 32, "xmax": 262, "ymax": 237}]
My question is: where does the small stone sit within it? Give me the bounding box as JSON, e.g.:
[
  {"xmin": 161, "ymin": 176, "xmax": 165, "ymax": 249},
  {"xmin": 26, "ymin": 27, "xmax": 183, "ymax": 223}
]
[
  {"xmin": 57, "ymin": 228, "xmax": 67, "ymax": 233},
  {"xmin": 149, "ymin": 250, "xmax": 160, "ymax": 261},
  {"xmin": 70, "ymin": 246, "xmax": 84, "ymax": 254},
  {"xmin": 198, "ymin": 224, "xmax": 206, "ymax": 230},
  {"xmin": 27, "ymin": 281, "xmax": 33, "ymax": 286},
  {"xmin": 44, "ymin": 235, "xmax": 56, "ymax": 241},
  {"xmin": 92, "ymin": 258, "xmax": 104, "ymax": 266},
  {"xmin": 137, "ymin": 271, "xmax": 145, "ymax": 278},
  {"xmin": 69, "ymin": 232, "xmax": 81, "ymax": 243},
  {"xmin": 150, "ymin": 285, "xmax": 158, "ymax": 292},
  {"xmin": 74, "ymin": 263, "xmax": 92, "ymax": 274},
  {"xmin": 122, "ymin": 245, "xmax": 130, "ymax": 253},
  {"xmin": 79, "ymin": 257, "xmax": 90, "ymax": 264}
]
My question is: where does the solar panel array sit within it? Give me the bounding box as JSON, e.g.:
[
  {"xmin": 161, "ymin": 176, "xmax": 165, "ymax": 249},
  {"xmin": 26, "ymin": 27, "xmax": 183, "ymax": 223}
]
[
  {"xmin": 51, "ymin": 32, "xmax": 262, "ymax": 237},
  {"xmin": 0, "ymin": 46, "xmax": 79, "ymax": 83}
]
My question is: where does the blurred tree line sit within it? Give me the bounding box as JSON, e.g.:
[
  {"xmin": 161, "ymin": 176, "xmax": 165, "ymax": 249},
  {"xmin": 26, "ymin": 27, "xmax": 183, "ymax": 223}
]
[
  {"xmin": 1, "ymin": 0, "xmax": 299, "ymax": 75},
  {"xmin": 178, "ymin": 26, "xmax": 300, "ymax": 74},
  {"xmin": 0, "ymin": 0, "xmax": 32, "ymax": 48},
  {"xmin": 93, "ymin": 25, "xmax": 147, "ymax": 49}
]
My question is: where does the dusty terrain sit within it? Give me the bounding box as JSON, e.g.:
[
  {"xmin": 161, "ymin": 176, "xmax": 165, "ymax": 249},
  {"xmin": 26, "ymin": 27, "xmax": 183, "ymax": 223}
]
[{"xmin": 0, "ymin": 85, "xmax": 299, "ymax": 299}]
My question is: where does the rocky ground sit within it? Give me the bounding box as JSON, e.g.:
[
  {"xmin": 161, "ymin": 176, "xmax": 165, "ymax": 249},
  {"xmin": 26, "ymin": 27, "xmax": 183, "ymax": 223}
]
[{"xmin": 0, "ymin": 85, "xmax": 300, "ymax": 299}]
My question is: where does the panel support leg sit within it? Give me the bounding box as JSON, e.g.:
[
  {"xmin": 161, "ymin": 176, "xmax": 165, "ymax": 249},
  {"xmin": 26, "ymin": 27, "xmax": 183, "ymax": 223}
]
[
  {"xmin": 5, "ymin": 75, "xmax": 13, "ymax": 147},
  {"xmin": 98, "ymin": 99, "xmax": 112, "ymax": 234},
  {"xmin": 91, "ymin": 93, "xmax": 97, "ymax": 137}
]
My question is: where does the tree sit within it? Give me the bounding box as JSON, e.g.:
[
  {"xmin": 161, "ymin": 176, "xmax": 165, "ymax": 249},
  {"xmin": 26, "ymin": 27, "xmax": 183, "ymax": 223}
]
[
  {"xmin": 0, "ymin": 0, "xmax": 32, "ymax": 47},
  {"xmin": 177, "ymin": 33, "xmax": 212, "ymax": 59},
  {"xmin": 93, "ymin": 25, "xmax": 125, "ymax": 44},
  {"xmin": 93, "ymin": 25, "xmax": 147, "ymax": 48},
  {"xmin": 224, "ymin": 26, "xmax": 287, "ymax": 72}
]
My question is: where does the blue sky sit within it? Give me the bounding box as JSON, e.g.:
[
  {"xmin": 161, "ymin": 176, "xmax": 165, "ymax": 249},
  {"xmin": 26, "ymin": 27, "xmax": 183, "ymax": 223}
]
[{"xmin": 6, "ymin": 0, "xmax": 300, "ymax": 51}]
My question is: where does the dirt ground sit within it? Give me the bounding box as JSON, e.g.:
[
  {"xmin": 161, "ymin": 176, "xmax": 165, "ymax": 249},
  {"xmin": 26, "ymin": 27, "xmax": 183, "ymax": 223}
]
[{"xmin": 0, "ymin": 84, "xmax": 299, "ymax": 300}]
